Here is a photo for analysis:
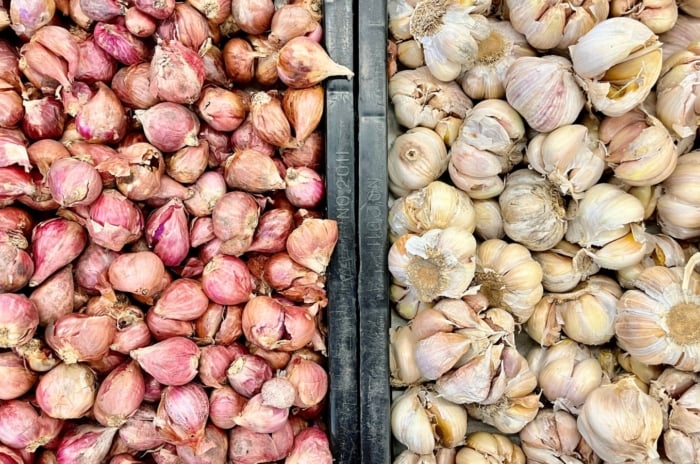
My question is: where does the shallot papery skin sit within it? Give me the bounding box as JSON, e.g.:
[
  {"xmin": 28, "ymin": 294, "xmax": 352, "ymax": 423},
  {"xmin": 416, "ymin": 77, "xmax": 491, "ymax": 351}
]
[
  {"xmin": 45, "ymin": 313, "xmax": 117, "ymax": 364},
  {"xmin": 30, "ymin": 265, "xmax": 75, "ymax": 326},
  {"xmin": 228, "ymin": 420, "xmax": 294, "ymax": 464},
  {"xmin": 36, "ymin": 362, "xmax": 96, "ymax": 419},
  {"xmin": 93, "ymin": 21, "xmax": 151, "ymax": 66},
  {"xmin": 145, "ymin": 199, "xmax": 190, "ymax": 266},
  {"xmin": 74, "ymin": 82, "xmax": 128, "ymax": 144},
  {"xmin": 286, "ymin": 426, "xmax": 333, "ymax": 464},
  {"xmin": 201, "ymin": 254, "xmax": 255, "ymax": 305},
  {"xmin": 0, "ymin": 293, "xmax": 39, "ymax": 348},
  {"xmin": 22, "ymin": 96, "xmax": 66, "ymax": 141},
  {"xmin": 209, "ymin": 386, "xmax": 246, "ymax": 429},
  {"xmin": 93, "ymin": 360, "xmax": 145, "ymax": 427},
  {"xmin": 0, "ymin": 352, "xmax": 37, "ymax": 400},
  {"xmin": 46, "ymin": 157, "xmax": 103, "ymax": 207},
  {"xmin": 152, "ymin": 278, "xmax": 209, "ymax": 321},
  {"xmin": 149, "ymin": 40, "xmax": 205, "ymax": 105},
  {"xmin": 55, "ymin": 424, "xmax": 118, "ymax": 464},
  {"xmin": 135, "ymin": 102, "xmax": 200, "ymax": 153},
  {"xmin": 108, "ymin": 251, "xmax": 165, "ymax": 299},
  {"xmin": 85, "ymin": 189, "xmax": 144, "ymax": 252},
  {"xmin": 30, "ymin": 218, "xmax": 87, "ymax": 287},
  {"xmin": 130, "ymin": 337, "xmax": 200, "ymax": 386},
  {"xmin": 155, "ymin": 383, "xmax": 210, "ymax": 445},
  {"xmin": 176, "ymin": 423, "xmax": 228, "ymax": 464},
  {"xmin": 0, "ymin": 400, "xmax": 63, "ymax": 452},
  {"xmin": 118, "ymin": 405, "xmax": 164, "ymax": 451}
]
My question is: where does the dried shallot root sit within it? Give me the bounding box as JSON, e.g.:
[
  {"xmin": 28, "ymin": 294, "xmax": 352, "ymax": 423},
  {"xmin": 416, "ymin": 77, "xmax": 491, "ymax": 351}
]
[
  {"xmin": 0, "ymin": 0, "xmax": 350, "ymax": 462},
  {"xmin": 387, "ymin": 1, "xmax": 700, "ymax": 462}
]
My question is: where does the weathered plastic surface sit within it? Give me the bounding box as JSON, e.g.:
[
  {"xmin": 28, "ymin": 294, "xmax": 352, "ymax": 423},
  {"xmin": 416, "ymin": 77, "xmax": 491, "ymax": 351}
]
[
  {"xmin": 323, "ymin": 1, "xmax": 361, "ymax": 462},
  {"xmin": 358, "ymin": 0, "xmax": 392, "ymax": 462}
]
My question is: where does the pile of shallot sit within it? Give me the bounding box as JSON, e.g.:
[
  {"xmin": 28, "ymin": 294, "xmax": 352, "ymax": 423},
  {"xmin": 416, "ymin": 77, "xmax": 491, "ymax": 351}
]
[{"xmin": 0, "ymin": 0, "xmax": 353, "ymax": 462}]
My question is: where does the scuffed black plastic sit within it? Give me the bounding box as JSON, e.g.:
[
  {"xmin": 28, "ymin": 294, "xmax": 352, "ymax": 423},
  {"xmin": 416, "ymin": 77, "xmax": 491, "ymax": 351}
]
[
  {"xmin": 357, "ymin": 0, "xmax": 392, "ymax": 462},
  {"xmin": 323, "ymin": 1, "xmax": 361, "ymax": 462}
]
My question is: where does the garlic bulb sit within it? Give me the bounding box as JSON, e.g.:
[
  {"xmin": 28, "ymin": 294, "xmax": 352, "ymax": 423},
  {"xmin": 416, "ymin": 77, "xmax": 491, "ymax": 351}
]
[
  {"xmin": 610, "ymin": 0, "xmax": 678, "ymax": 34},
  {"xmin": 448, "ymin": 99, "xmax": 525, "ymax": 200},
  {"xmin": 533, "ymin": 241, "xmax": 600, "ymax": 293},
  {"xmin": 473, "ymin": 239, "xmax": 543, "ymax": 323},
  {"xmin": 504, "ymin": 56, "xmax": 585, "ymax": 132},
  {"xmin": 615, "ymin": 254, "xmax": 700, "ymax": 371},
  {"xmin": 520, "ymin": 409, "xmax": 599, "ymax": 464},
  {"xmin": 389, "ymin": 67, "xmax": 472, "ymax": 130},
  {"xmin": 391, "ymin": 386, "xmax": 468, "ymax": 454},
  {"xmin": 390, "ymin": 324, "xmax": 423, "ymax": 386},
  {"xmin": 662, "ymin": 381, "xmax": 700, "ymax": 463},
  {"xmin": 466, "ymin": 392, "xmax": 541, "ymax": 434},
  {"xmin": 393, "ymin": 450, "xmax": 437, "ymax": 464},
  {"xmin": 505, "ymin": 0, "xmax": 609, "ymax": 50},
  {"xmin": 397, "ymin": 40, "xmax": 425, "ymax": 69},
  {"xmin": 473, "ymin": 199, "xmax": 505, "ymax": 240},
  {"xmin": 458, "ymin": 19, "xmax": 535, "ymax": 100},
  {"xmin": 390, "ymin": 283, "xmax": 435, "ymax": 320},
  {"xmin": 657, "ymin": 150, "xmax": 700, "ymax": 240},
  {"xmin": 526, "ymin": 276, "xmax": 621, "ymax": 346},
  {"xmin": 527, "ymin": 339, "xmax": 605, "ymax": 413},
  {"xmin": 388, "ymin": 181, "xmax": 476, "ymax": 241},
  {"xmin": 388, "ymin": 0, "xmax": 491, "ymax": 81},
  {"xmin": 388, "ymin": 228, "xmax": 477, "ymax": 302},
  {"xmin": 389, "ymin": 127, "xmax": 449, "ymax": 197},
  {"xmin": 656, "ymin": 43, "xmax": 700, "ymax": 139},
  {"xmin": 659, "ymin": 14, "xmax": 700, "ymax": 60},
  {"xmin": 599, "ymin": 108, "xmax": 678, "ymax": 186},
  {"xmin": 436, "ymin": 344, "xmax": 537, "ymax": 406},
  {"xmin": 577, "ymin": 376, "xmax": 664, "ymax": 463},
  {"xmin": 680, "ymin": 0, "xmax": 700, "ymax": 17},
  {"xmin": 499, "ymin": 169, "xmax": 568, "ymax": 252},
  {"xmin": 527, "ymin": 124, "xmax": 606, "ymax": 197},
  {"xmin": 569, "ymin": 17, "xmax": 663, "ymax": 117},
  {"xmin": 566, "ymin": 183, "xmax": 645, "ymax": 248},
  {"xmin": 455, "ymin": 432, "xmax": 526, "ymax": 464}
]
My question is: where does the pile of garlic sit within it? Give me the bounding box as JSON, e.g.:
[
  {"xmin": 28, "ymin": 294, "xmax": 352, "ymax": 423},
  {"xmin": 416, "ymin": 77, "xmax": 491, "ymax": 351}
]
[{"xmin": 386, "ymin": 0, "xmax": 700, "ymax": 462}]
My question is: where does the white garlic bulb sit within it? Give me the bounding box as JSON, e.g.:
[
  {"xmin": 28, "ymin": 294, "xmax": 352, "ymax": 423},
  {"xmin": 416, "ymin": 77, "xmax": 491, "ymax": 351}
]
[
  {"xmin": 505, "ymin": 0, "xmax": 609, "ymax": 50},
  {"xmin": 610, "ymin": 0, "xmax": 678, "ymax": 34},
  {"xmin": 526, "ymin": 276, "xmax": 621, "ymax": 347},
  {"xmin": 577, "ymin": 376, "xmax": 664, "ymax": 463},
  {"xmin": 500, "ymin": 169, "xmax": 568, "ymax": 252},
  {"xmin": 456, "ymin": 432, "xmax": 526, "ymax": 464},
  {"xmin": 680, "ymin": 0, "xmax": 700, "ymax": 17},
  {"xmin": 566, "ymin": 183, "xmax": 645, "ymax": 248},
  {"xmin": 388, "ymin": 181, "xmax": 477, "ymax": 241},
  {"xmin": 659, "ymin": 14, "xmax": 700, "ymax": 60},
  {"xmin": 388, "ymin": 127, "xmax": 449, "ymax": 197},
  {"xmin": 569, "ymin": 17, "xmax": 663, "ymax": 117},
  {"xmin": 657, "ymin": 150, "xmax": 700, "ymax": 240},
  {"xmin": 527, "ymin": 339, "xmax": 605, "ymax": 413},
  {"xmin": 656, "ymin": 43, "xmax": 700, "ymax": 139},
  {"xmin": 599, "ymin": 108, "xmax": 678, "ymax": 187},
  {"xmin": 473, "ymin": 239, "xmax": 543, "ymax": 323},
  {"xmin": 519, "ymin": 409, "xmax": 599, "ymax": 464},
  {"xmin": 391, "ymin": 386, "xmax": 469, "ymax": 454},
  {"xmin": 389, "ymin": 67, "xmax": 473, "ymax": 130},
  {"xmin": 448, "ymin": 99, "xmax": 526, "ymax": 200},
  {"xmin": 615, "ymin": 254, "xmax": 700, "ymax": 371},
  {"xmin": 466, "ymin": 392, "xmax": 541, "ymax": 434},
  {"xmin": 533, "ymin": 241, "xmax": 600, "ymax": 293},
  {"xmin": 459, "ymin": 19, "xmax": 535, "ymax": 100},
  {"xmin": 473, "ymin": 199, "xmax": 505, "ymax": 240},
  {"xmin": 527, "ymin": 124, "xmax": 606, "ymax": 197},
  {"xmin": 390, "ymin": 324, "xmax": 423, "ymax": 387},
  {"xmin": 388, "ymin": 228, "xmax": 477, "ymax": 302},
  {"xmin": 504, "ymin": 56, "xmax": 585, "ymax": 133}
]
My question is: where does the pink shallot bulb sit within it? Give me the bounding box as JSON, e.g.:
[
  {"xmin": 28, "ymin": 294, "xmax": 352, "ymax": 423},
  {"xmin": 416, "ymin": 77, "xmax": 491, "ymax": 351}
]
[
  {"xmin": 130, "ymin": 337, "xmax": 200, "ymax": 386},
  {"xmin": 145, "ymin": 199, "xmax": 189, "ymax": 266},
  {"xmin": 47, "ymin": 157, "xmax": 103, "ymax": 207}
]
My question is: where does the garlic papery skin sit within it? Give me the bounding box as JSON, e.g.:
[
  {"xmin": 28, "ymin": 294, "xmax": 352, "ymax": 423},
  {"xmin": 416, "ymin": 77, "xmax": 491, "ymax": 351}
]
[
  {"xmin": 448, "ymin": 99, "xmax": 525, "ymax": 200},
  {"xmin": 473, "ymin": 239, "xmax": 543, "ymax": 323},
  {"xmin": 599, "ymin": 108, "xmax": 678, "ymax": 186},
  {"xmin": 459, "ymin": 19, "xmax": 535, "ymax": 100},
  {"xmin": 455, "ymin": 432, "xmax": 526, "ymax": 464},
  {"xmin": 519, "ymin": 409, "xmax": 598, "ymax": 464},
  {"xmin": 610, "ymin": 0, "xmax": 678, "ymax": 34},
  {"xmin": 533, "ymin": 241, "xmax": 600, "ymax": 293},
  {"xmin": 569, "ymin": 17, "xmax": 663, "ymax": 117},
  {"xmin": 390, "ymin": 387, "xmax": 436, "ymax": 455},
  {"xmin": 473, "ymin": 199, "xmax": 505, "ymax": 240},
  {"xmin": 663, "ymin": 428, "xmax": 700, "ymax": 464},
  {"xmin": 664, "ymin": 383, "xmax": 700, "ymax": 463},
  {"xmin": 656, "ymin": 43, "xmax": 700, "ymax": 139},
  {"xmin": 527, "ymin": 339, "xmax": 605, "ymax": 413},
  {"xmin": 388, "ymin": 228, "xmax": 477, "ymax": 302},
  {"xmin": 565, "ymin": 183, "xmax": 645, "ymax": 248},
  {"xmin": 657, "ymin": 150, "xmax": 700, "ymax": 239},
  {"xmin": 505, "ymin": 0, "xmax": 609, "ymax": 50},
  {"xmin": 577, "ymin": 376, "xmax": 664, "ymax": 463},
  {"xmin": 680, "ymin": 0, "xmax": 700, "ymax": 17},
  {"xmin": 389, "ymin": 127, "xmax": 449, "ymax": 197},
  {"xmin": 504, "ymin": 55, "xmax": 585, "ymax": 133},
  {"xmin": 615, "ymin": 255, "xmax": 700, "ymax": 371},
  {"xmin": 659, "ymin": 14, "xmax": 700, "ymax": 60},
  {"xmin": 527, "ymin": 124, "xmax": 606, "ymax": 197},
  {"xmin": 499, "ymin": 169, "xmax": 568, "ymax": 252},
  {"xmin": 406, "ymin": 1, "xmax": 491, "ymax": 81},
  {"xmin": 388, "ymin": 181, "xmax": 476, "ymax": 240},
  {"xmin": 390, "ymin": 324, "xmax": 423, "ymax": 387},
  {"xmin": 389, "ymin": 67, "xmax": 472, "ymax": 130},
  {"xmin": 527, "ymin": 276, "xmax": 621, "ymax": 346}
]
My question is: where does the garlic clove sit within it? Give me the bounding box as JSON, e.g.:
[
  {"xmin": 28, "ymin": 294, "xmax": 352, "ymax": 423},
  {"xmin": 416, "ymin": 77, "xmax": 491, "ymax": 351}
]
[
  {"xmin": 458, "ymin": 431, "xmax": 526, "ymax": 464},
  {"xmin": 414, "ymin": 332, "xmax": 471, "ymax": 380},
  {"xmin": 467, "ymin": 392, "xmax": 541, "ymax": 434},
  {"xmin": 435, "ymin": 343, "xmax": 503, "ymax": 405},
  {"xmin": 391, "ymin": 387, "xmax": 436, "ymax": 455},
  {"xmin": 610, "ymin": 0, "xmax": 678, "ymax": 34},
  {"xmin": 473, "ymin": 199, "xmax": 505, "ymax": 240},
  {"xmin": 420, "ymin": 388, "xmax": 468, "ymax": 448}
]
